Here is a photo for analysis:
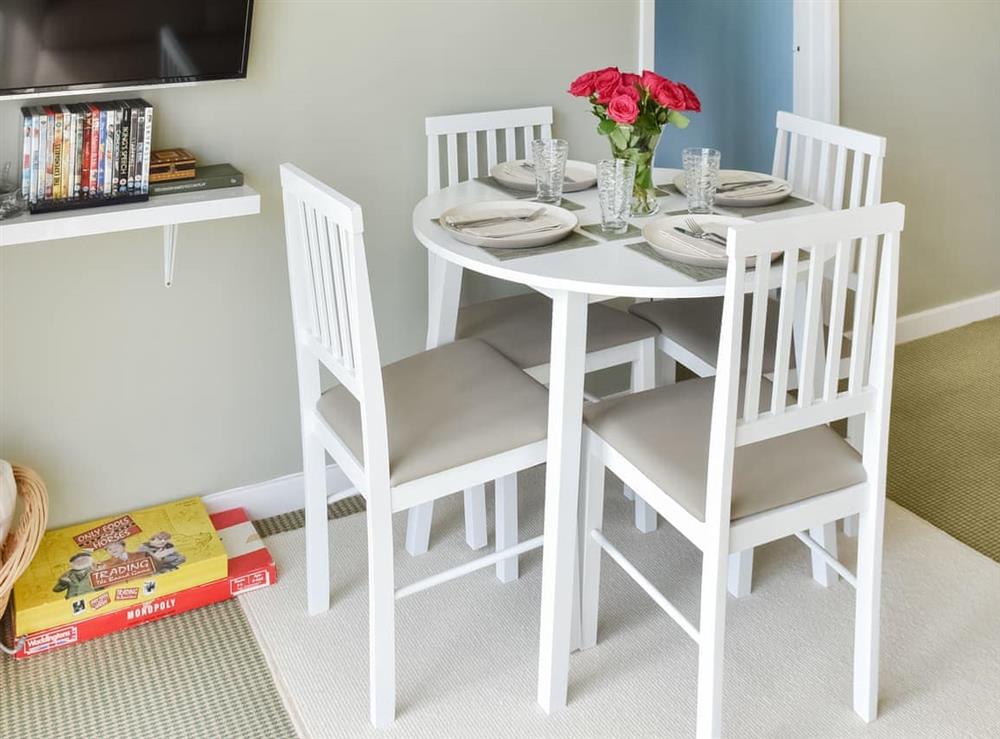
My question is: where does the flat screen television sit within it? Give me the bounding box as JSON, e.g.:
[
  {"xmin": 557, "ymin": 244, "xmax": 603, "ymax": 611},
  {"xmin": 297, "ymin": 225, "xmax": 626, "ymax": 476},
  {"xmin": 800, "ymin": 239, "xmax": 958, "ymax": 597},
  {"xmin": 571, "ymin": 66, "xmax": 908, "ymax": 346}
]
[{"xmin": 0, "ymin": 0, "xmax": 254, "ymax": 98}]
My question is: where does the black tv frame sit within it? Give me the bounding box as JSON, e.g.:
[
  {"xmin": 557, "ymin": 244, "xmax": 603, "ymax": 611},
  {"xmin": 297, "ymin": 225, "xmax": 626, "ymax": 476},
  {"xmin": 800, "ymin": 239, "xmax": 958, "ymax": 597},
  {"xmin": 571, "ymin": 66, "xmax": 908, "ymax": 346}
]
[{"xmin": 0, "ymin": 0, "xmax": 254, "ymax": 99}]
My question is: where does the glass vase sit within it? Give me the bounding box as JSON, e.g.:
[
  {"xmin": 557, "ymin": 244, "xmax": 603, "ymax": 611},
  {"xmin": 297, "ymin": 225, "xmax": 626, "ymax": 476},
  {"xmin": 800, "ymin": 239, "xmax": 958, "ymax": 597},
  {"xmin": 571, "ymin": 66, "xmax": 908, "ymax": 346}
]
[{"xmin": 609, "ymin": 129, "xmax": 661, "ymax": 217}]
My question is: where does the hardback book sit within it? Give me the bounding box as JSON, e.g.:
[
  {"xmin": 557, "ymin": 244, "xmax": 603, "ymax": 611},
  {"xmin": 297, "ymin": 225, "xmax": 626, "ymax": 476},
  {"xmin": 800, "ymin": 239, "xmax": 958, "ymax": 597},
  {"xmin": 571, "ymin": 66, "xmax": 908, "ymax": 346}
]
[
  {"xmin": 149, "ymin": 164, "xmax": 244, "ymax": 196},
  {"xmin": 12, "ymin": 496, "xmax": 228, "ymax": 637},
  {"xmin": 8, "ymin": 508, "xmax": 276, "ymax": 659}
]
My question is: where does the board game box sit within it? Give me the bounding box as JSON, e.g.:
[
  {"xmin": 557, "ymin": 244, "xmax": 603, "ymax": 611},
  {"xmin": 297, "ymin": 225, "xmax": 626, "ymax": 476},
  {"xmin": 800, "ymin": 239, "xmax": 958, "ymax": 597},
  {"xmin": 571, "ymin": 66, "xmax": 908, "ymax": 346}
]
[{"xmin": 7, "ymin": 507, "xmax": 275, "ymax": 659}]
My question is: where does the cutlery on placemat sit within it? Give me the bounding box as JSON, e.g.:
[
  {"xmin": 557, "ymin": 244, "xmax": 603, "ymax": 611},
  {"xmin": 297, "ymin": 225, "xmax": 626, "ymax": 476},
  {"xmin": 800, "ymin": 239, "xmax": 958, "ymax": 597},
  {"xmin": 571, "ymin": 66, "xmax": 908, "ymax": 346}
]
[
  {"xmin": 444, "ymin": 207, "xmax": 545, "ymax": 229},
  {"xmin": 680, "ymin": 218, "xmax": 728, "ymax": 247},
  {"xmin": 716, "ymin": 179, "xmax": 775, "ymax": 192},
  {"xmin": 664, "ymin": 230, "xmax": 724, "ymax": 258},
  {"xmin": 518, "ymin": 160, "xmax": 576, "ymax": 184},
  {"xmin": 475, "ymin": 222, "xmax": 563, "ymax": 238}
]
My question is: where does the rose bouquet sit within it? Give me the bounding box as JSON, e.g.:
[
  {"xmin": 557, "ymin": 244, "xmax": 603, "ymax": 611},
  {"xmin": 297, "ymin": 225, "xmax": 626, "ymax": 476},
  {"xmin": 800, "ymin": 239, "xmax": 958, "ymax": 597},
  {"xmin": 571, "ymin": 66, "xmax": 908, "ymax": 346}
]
[{"xmin": 569, "ymin": 67, "xmax": 700, "ymax": 215}]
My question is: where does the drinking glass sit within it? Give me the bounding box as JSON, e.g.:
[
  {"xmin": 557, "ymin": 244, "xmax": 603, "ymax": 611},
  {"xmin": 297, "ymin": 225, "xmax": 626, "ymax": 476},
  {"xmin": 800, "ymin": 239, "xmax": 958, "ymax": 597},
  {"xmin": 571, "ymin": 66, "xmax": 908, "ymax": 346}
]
[
  {"xmin": 597, "ymin": 159, "xmax": 636, "ymax": 234},
  {"xmin": 682, "ymin": 147, "xmax": 721, "ymax": 213},
  {"xmin": 531, "ymin": 139, "xmax": 569, "ymax": 204}
]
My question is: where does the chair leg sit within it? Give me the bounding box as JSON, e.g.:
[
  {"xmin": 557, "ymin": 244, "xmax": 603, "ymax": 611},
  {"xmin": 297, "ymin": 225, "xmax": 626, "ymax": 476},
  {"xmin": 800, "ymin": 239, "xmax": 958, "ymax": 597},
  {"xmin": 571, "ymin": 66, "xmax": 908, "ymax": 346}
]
[
  {"xmin": 843, "ymin": 417, "xmax": 864, "ymax": 538},
  {"xmin": 367, "ymin": 490, "xmax": 396, "ymax": 728},
  {"xmin": 726, "ymin": 550, "xmax": 753, "ymax": 598},
  {"xmin": 404, "ymin": 502, "xmax": 433, "ymax": 556},
  {"xmin": 579, "ymin": 448, "xmax": 606, "ymax": 651},
  {"xmin": 628, "ymin": 339, "xmax": 658, "ymax": 533},
  {"xmin": 495, "ymin": 473, "xmax": 519, "ymax": 582},
  {"xmin": 303, "ymin": 432, "xmax": 330, "ymax": 616},
  {"xmin": 843, "ymin": 514, "xmax": 860, "ymax": 537},
  {"xmin": 810, "ymin": 522, "xmax": 840, "ymax": 587},
  {"xmin": 853, "ymin": 504, "xmax": 886, "ymax": 722},
  {"xmin": 464, "ymin": 484, "xmax": 488, "ymax": 550},
  {"xmin": 696, "ymin": 546, "xmax": 730, "ymax": 739}
]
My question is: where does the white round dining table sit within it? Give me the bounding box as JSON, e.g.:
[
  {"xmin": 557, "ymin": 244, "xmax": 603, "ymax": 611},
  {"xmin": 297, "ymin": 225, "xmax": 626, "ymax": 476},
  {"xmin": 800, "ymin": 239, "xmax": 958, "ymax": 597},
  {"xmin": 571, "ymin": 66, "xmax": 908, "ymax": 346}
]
[{"xmin": 411, "ymin": 167, "xmax": 825, "ymax": 715}]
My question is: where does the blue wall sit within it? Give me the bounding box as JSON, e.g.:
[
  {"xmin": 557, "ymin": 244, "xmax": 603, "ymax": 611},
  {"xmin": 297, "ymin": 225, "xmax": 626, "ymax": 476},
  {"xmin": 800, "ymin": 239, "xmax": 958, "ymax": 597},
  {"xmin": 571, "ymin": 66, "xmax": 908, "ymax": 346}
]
[{"xmin": 654, "ymin": 0, "xmax": 793, "ymax": 173}]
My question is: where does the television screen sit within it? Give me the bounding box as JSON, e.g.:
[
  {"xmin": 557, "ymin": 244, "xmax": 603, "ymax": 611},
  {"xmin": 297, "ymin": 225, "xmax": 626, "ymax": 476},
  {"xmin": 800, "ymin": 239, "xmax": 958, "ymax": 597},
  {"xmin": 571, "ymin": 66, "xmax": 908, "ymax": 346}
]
[{"xmin": 0, "ymin": 0, "xmax": 253, "ymax": 97}]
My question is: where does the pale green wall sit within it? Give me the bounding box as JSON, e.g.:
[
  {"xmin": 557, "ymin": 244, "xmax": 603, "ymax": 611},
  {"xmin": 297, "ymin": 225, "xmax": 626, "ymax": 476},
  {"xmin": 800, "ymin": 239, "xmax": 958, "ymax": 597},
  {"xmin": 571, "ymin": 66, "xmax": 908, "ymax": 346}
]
[
  {"xmin": 840, "ymin": 0, "xmax": 1000, "ymax": 316},
  {"xmin": 0, "ymin": 0, "xmax": 637, "ymax": 527}
]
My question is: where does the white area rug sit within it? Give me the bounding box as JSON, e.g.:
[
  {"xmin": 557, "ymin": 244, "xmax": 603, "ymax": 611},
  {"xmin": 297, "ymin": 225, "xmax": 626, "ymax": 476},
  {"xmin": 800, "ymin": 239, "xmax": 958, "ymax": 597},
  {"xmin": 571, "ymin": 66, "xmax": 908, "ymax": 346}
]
[{"xmin": 240, "ymin": 467, "xmax": 1000, "ymax": 738}]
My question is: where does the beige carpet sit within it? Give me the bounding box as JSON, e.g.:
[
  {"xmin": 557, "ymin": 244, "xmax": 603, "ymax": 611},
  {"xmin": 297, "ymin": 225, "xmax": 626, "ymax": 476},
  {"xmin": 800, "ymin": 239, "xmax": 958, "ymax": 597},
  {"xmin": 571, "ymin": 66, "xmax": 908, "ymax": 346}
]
[
  {"xmin": 239, "ymin": 466, "xmax": 1000, "ymax": 738},
  {"xmin": 887, "ymin": 317, "xmax": 1000, "ymax": 561}
]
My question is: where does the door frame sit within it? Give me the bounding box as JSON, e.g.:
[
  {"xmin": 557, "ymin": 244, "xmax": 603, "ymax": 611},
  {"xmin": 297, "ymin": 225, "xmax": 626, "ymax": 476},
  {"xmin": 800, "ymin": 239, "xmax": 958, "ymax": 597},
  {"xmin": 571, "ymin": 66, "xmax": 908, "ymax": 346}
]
[{"xmin": 637, "ymin": 0, "xmax": 839, "ymax": 123}]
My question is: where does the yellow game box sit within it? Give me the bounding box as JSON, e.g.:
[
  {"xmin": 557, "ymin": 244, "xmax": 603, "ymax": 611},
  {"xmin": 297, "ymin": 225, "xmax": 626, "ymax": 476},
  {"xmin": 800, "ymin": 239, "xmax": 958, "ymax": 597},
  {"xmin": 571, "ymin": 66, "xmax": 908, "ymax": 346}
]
[{"xmin": 13, "ymin": 496, "xmax": 227, "ymax": 635}]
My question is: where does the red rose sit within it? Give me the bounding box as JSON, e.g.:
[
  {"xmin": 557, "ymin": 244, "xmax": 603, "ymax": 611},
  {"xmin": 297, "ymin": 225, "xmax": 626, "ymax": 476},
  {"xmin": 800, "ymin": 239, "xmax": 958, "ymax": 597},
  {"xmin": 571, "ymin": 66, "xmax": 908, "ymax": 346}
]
[
  {"xmin": 568, "ymin": 71, "xmax": 597, "ymax": 97},
  {"xmin": 650, "ymin": 77, "xmax": 686, "ymax": 110},
  {"xmin": 593, "ymin": 66, "xmax": 623, "ymax": 103},
  {"xmin": 677, "ymin": 82, "xmax": 701, "ymax": 112},
  {"xmin": 641, "ymin": 69, "xmax": 667, "ymax": 92},
  {"xmin": 607, "ymin": 94, "xmax": 640, "ymax": 125},
  {"xmin": 621, "ymin": 72, "xmax": 641, "ymax": 88},
  {"xmin": 609, "ymin": 82, "xmax": 640, "ymax": 103}
]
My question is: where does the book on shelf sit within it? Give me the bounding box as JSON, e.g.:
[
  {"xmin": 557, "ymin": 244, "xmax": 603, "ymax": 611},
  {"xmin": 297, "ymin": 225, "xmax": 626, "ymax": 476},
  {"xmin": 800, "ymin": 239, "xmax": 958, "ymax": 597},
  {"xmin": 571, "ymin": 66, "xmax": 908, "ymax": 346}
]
[
  {"xmin": 19, "ymin": 97, "xmax": 153, "ymax": 213},
  {"xmin": 149, "ymin": 164, "xmax": 244, "ymax": 196}
]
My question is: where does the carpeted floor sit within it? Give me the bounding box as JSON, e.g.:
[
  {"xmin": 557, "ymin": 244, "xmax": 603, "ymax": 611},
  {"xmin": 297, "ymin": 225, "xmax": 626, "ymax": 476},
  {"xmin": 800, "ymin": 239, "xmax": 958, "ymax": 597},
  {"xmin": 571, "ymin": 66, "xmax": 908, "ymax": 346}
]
[
  {"xmin": 886, "ymin": 317, "xmax": 1000, "ymax": 561},
  {"xmin": 240, "ymin": 468, "xmax": 1000, "ymax": 738},
  {"xmin": 1, "ymin": 319, "xmax": 996, "ymax": 737}
]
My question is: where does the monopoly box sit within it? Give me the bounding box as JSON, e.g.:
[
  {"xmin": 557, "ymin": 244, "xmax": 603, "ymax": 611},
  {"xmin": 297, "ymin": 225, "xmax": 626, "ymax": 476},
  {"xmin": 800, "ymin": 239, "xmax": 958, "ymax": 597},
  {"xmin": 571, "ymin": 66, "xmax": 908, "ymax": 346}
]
[{"xmin": 6, "ymin": 506, "xmax": 275, "ymax": 659}]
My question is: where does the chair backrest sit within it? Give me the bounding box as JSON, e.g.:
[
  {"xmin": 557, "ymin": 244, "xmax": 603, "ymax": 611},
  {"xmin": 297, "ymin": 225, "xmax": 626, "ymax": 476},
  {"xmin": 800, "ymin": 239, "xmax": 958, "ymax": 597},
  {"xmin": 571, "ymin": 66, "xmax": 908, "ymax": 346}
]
[
  {"xmin": 425, "ymin": 106, "xmax": 553, "ymax": 194},
  {"xmin": 279, "ymin": 163, "xmax": 389, "ymax": 481},
  {"xmin": 704, "ymin": 203, "xmax": 904, "ymax": 529},
  {"xmin": 772, "ymin": 111, "xmax": 886, "ymax": 211}
]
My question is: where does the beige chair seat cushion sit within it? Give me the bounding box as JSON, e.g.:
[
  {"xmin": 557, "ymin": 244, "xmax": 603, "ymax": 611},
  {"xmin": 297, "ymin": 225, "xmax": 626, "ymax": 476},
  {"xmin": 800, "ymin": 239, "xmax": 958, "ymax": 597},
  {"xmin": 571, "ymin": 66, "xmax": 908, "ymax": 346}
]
[
  {"xmin": 458, "ymin": 293, "xmax": 658, "ymax": 370},
  {"xmin": 317, "ymin": 339, "xmax": 548, "ymax": 486},
  {"xmin": 629, "ymin": 297, "xmax": 851, "ymax": 374},
  {"xmin": 584, "ymin": 376, "xmax": 866, "ymax": 522}
]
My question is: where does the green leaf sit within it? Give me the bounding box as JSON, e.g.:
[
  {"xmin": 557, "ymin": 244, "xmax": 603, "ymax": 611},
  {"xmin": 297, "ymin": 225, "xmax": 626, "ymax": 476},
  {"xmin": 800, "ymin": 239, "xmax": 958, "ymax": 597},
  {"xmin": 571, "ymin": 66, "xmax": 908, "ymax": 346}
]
[
  {"xmin": 667, "ymin": 110, "xmax": 690, "ymax": 129},
  {"xmin": 597, "ymin": 118, "xmax": 617, "ymax": 135},
  {"xmin": 608, "ymin": 126, "xmax": 629, "ymax": 149}
]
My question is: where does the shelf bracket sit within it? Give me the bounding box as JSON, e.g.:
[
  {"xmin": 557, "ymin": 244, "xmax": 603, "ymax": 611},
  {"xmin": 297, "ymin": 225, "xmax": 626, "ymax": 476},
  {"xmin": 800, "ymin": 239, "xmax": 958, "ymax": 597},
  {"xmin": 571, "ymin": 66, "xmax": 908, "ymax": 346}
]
[{"xmin": 163, "ymin": 224, "xmax": 178, "ymax": 287}]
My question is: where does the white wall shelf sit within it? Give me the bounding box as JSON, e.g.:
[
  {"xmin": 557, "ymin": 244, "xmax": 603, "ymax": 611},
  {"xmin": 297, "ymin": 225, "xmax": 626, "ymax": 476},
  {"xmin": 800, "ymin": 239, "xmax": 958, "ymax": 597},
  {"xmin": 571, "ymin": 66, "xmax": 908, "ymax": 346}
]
[{"xmin": 0, "ymin": 184, "xmax": 261, "ymax": 286}]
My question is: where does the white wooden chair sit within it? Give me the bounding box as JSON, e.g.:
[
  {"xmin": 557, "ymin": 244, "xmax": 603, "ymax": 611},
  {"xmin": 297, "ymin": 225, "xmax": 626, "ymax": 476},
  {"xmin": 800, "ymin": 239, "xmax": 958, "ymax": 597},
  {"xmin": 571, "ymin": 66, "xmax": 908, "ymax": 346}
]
[
  {"xmin": 629, "ymin": 112, "xmax": 887, "ymax": 596},
  {"xmin": 575, "ymin": 203, "xmax": 904, "ymax": 738},
  {"xmin": 280, "ymin": 163, "xmax": 552, "ymax": 727},
  {"xmin": 408, "ymin": 107, "xmax": 660, "ymax": 558}
]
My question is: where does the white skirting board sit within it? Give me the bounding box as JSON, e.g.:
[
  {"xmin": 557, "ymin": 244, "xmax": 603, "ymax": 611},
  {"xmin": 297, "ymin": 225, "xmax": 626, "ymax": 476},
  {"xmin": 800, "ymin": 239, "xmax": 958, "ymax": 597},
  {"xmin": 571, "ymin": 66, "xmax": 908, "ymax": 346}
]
[
  {"xmin": 895, "ymin": 289, "xmax": 1000, "ymax": 344},
  {"xmin": 202, "ymin": 464, "xmax": 356, "ymax": 520},
  {"xmin": 202, "ymin": 289, "xmax": 999, "ymax": 522}
]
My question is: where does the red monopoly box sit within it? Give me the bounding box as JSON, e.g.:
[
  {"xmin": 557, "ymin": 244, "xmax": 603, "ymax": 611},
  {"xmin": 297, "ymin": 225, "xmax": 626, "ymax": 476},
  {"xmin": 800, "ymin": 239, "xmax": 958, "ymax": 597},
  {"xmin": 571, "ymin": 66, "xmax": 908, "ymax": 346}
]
[{"xmin": 7, "ymin": 508, "xmax": 275, "ymax": 659}]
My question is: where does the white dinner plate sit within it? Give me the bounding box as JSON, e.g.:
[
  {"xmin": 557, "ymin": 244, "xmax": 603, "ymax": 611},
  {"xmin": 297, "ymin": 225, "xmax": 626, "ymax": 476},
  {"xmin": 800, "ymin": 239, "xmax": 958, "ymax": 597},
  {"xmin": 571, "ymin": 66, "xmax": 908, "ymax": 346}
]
[
  {"xmin": 490, "ymin": 159, "xmax": 598, "ymax": 193},
  {"xmin": 438, "ymin": 200, "xmax": 578, "ymax": 249},
  {"xmin": 643, "ymin": 213, "xmax": 754, "ymax": 268},
  {"xmin": 673, "ymin": 169, "xmax": 792, "ymax": 207}
]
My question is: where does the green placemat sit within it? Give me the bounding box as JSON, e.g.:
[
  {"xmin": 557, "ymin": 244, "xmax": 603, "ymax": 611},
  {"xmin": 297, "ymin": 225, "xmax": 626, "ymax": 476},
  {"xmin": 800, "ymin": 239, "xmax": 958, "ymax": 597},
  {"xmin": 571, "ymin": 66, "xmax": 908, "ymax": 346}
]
[
  {"xmin": 475, "ymin": 176, "xmax": 536, "ymax": 199},
  {"xmin": 478, "ymin": 229, "xmax": 600, "ymax": 261},
  {"xmin": 579, "ymin": 222, "xmax": 643, "ymax": 241},
  {"xmin": 719, "ymin": 194, "xmax": 814, "ymax": 217},
  {"xmin": 626, "ymin": 241, "xmax": 727, "ymax": 281},
  {"xmin": 655, "ymin": 183, "xmax": 682, "ymax": 197}
]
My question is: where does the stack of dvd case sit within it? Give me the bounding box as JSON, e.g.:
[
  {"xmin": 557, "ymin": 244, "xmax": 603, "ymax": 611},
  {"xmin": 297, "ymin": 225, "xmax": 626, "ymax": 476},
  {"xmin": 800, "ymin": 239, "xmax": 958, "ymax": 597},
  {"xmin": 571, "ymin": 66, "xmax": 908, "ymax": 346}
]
[{"xmin": 19, "ymin": 99, "xmax": 153, "ymax": 214}]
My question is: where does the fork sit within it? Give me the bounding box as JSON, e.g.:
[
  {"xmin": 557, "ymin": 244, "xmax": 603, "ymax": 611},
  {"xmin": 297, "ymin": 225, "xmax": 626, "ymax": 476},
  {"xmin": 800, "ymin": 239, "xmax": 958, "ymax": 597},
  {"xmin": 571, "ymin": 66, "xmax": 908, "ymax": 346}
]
[
  {"xmin": 446, "ymin": 207, "xmax": 545, "ymax": 229},
  {"xmin": 684, "ymin": 217, "xmax": 728, "ymax": 247}
]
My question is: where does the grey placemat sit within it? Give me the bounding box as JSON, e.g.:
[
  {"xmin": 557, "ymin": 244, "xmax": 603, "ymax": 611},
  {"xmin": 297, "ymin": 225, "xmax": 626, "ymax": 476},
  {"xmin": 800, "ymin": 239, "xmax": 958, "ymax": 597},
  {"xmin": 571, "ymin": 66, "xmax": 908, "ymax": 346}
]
[
  {"xmin": 479, "ymin": 229, "xmax": 600, "ymax": 261},
  {"xmin": 626, "ymin": 241, "xmax": 727, "ymax": 281},
  {"xmin": 579, "ymin": 222, "xmax": 643, "ymax": 241},
  {"xmin": 718, "ymin": 194, "xmax": 814, "ymax": 217},
  {"xmin": 655, "ymin": 183, "xmax": 682, "ymax": 197},
  {"xmin": 475, "ymin": 176, "xmax": 536, "ymax": 199}
]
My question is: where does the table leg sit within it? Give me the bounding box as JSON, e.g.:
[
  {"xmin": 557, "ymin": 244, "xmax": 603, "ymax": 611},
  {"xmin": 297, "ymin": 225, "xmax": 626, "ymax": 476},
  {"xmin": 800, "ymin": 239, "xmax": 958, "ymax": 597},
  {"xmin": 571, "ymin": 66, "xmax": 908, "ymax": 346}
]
[
  {"xmin": 405, "ymin": 253, "xmax": 465, "ymax": 556},
  {"xmin": 537, "ymin": 290, "xmax": 589, "ymax": 714}
]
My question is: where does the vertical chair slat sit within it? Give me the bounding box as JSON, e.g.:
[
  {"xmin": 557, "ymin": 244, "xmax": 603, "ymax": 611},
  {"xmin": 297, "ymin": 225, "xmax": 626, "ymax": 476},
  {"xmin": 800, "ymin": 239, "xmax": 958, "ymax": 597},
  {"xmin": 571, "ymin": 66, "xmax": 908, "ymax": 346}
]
[
  {"xmin": 295, "ymin": 199, "xmax": 321, "ymax": 342},
  {"xmin": 504, "ymin": 127, "xmax": 516, "ymax": 163},
  {"xmin": 522, "ymin": 126, "xmax": 535, "ymax": 160},
  {"xmin": 445, "ymin": 133, "xmax": 459, "ymax": 186},
  {"xmin": 831, "ymin": 144, "xmax": 848, "ymax": 211},
  {"xmin": 770, "ymin": 248, "xmax": 800, "ymax": 414},
  {"xmin": 865, "ymin": 155, "xmax": 884, "ymax": 206},
  {"xmin": 305, "ymin": 205, "xmax": 332, "ymax": 349},
  {"xmin": 815, "ymin": 142, "xmax": 832, "ymax": 207},
  {"xmin": 541, "ymin": 123, "xmax": 553, "ymax": 140},
  {"xmin": 796, "ymin": 248, "xmax": 827, "ymax": 407},
  {"xmin": 801, "ymin": 137, "xmax": 815, "ymax": 199},
  {"xmin": 787, "ymin": 133, "xmax": 800, "ymax": 187},
  {"xmin": 848, "ymin": 235, "xmax": 879, "ymax": 393},
  {"xmin": 823, "ymin": 240, "xmax": 852, "ymax": 400},
  {"xmin": 333, "ymin": 225, "xmax": 356, "ymax": 370},
  {"xmin": 427, "ymin": 135, "xmax": 440, "ymax": 195},
  {"xmin": 772, "ymin": 128, "xmax": 789, "ymax": 178},
  {"xmin": 848, "ymin": 152, "xmax": 865, "ymax": 209},
  {"xmin": 486, "ymin": 129, "xmax": 498, "ymax": 170},
  {"xmin": 466, "ymin": 131, "xmax": 479, "ymax": 179},
  {"xmin": 742, "ymin": 257, "xmax": 772, "ymax": 422},
  {"xmin": 316, "ymin": 213, "xmax": 343, "ymax": 360}
]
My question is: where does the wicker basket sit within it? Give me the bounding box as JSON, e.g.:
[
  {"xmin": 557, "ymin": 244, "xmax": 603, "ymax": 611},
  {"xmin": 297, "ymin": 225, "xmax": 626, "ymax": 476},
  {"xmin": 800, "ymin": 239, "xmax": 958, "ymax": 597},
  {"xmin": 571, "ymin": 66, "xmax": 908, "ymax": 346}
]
[{"xmin": 0, "ymin": 465, "xmax": 49, "ymax": 620}]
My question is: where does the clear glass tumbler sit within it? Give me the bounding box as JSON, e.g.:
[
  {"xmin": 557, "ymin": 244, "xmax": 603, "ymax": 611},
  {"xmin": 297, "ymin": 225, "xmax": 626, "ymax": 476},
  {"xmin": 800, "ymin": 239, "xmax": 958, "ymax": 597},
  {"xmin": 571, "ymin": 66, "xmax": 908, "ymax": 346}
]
[
  {"xmin": 597, "ymin": 159, "xmax": 636, "ymax": 234},
  {"xmin": 682, "ymin": 147, "xmax": 721, "ymax": 213},
  {"xmin": 531, "ymin": 138, "xmax": 569, "ymax": 204}
]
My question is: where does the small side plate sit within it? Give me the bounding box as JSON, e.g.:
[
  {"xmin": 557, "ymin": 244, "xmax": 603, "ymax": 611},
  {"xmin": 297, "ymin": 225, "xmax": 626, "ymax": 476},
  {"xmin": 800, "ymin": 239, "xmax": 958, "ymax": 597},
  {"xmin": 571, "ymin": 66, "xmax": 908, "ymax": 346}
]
[{"xmin": 491, "ymin": 159, "xmax": 598, "ymax": 193}]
